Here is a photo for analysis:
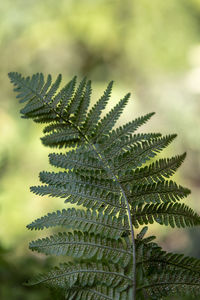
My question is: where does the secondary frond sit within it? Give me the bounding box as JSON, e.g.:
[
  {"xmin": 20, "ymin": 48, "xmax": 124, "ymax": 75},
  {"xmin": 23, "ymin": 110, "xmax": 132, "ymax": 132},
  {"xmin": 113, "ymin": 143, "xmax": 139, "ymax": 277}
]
[
  {"xmin": 64, "ymin": 284, "xmax": 132, "ymax": 300},
  {"xmin": 27, "ymin": 208, "xmax": 129, "ymax": 239},
  {"xmin": 93, "ymin": 93, "xmax": 130, "ymax": 142},
  {"xmin": 129, "ymin": 180, "xmax": 190, "ymax": 207},
  {"xmin": 39, "ymin": 170, "xmax": 120, "ymax": 193},
  {"xmin": 48, "ymin": 148, "xmax": 103, "ymax": 171},
  {"xmin": 137, "ymin": 270, "xmax": 200, "ymax": 298},
  {"xmin": 26, "ymin": 262, "xmax": 132, "ymax": 292},
  {"xmin": 31, "ymin": 182, "xmax": 126, "ymax": 214},
  {"xmin": 120, "ymin": 153, "xmax": 186, "ymax": 185},
  {"xmin": 82, "ymin": 81, "xmax": 113, "ymax": 135},
  {"xmin": 99, "ymin": 112, "xmax": 156, "ymax": 149},
  {"xmin": 113, "ymin": 135, "xmax": 177, "ymax": 173},
  {"xmin": 29, "ymin": 231, "xmax": 132, "ymax": 267},
  {"xmin": 132, "ymin": 202, "xmax": 200, "ymax": 228}
]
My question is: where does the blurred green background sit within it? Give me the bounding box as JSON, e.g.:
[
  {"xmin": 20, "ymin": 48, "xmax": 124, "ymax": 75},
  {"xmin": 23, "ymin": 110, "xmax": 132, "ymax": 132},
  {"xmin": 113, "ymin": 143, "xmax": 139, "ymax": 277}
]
[{"xmin": 1, "ymin": 0, "xmax": 200, "ymax": 299}]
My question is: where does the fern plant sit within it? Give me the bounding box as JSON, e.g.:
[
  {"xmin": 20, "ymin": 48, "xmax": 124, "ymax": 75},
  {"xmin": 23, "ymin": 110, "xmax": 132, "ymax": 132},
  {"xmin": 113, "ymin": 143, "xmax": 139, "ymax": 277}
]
[{"xmin": 9, "ymin": 72, "xmax": 200, "ymax": 299}]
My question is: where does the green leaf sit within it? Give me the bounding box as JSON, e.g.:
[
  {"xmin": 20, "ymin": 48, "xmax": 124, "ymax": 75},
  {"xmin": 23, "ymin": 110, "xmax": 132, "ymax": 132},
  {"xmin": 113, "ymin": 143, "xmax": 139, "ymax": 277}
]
[
  {"xmin": 101, "ymin": 112, "xmax": 155, "ymax": 150},
  {"xmin": 25, "ymin": 262, "xmax": 132, "ymax": 292},
  {"xmin": 66, "ymin": 77, "xmax": 87, "ymax": 117},
  {"xmin": 49, "ymin": 147, "xmax": 103, "ymax": 171},
  {"xmin": 30, "ymin": 182, "xmax": 126, "ymax": 214},
  {"xmin": 120, "ymin": 153, "xmax": 186, "ymax": 185},
  {"xmin": 114, "ymin": 135, "xmax": 177, "ymax": 172},
  {"xmin": 64, "ymin": 285, "xmax": 132, "ymax": 300},
  {"xmin": 29, "ymin": 231, "xmax": 131, "ymax": 267},
  {"xmin": 41, "ymin": 127, "xmax": 79, "ymax": 148},
  {"xmin": 27, "ymin": 208, "xmax": 129, "ymax": 239},
  {"xmin": 75, "ymin": 80, "xmax": 92, "ymax": 125},
  {"xmin": 105, "ymin": 133, "xmax": 162, "ymax": 157},
  {"xmin": 83, "ymin": 81, "xmax": 113, "ymax": 135},
  {"xmin": 93, "ymin": 93, "xmax": 130, "ymax": 141},
  {"xmin": 137, "ymin": 270, "xmax": 200, "ymax": 298},
  {"xmin": 129, "ymin": 181, "xmax": 190, "ymax": 207},
  {"xmin": 39, "ymin": 170, "xmax": 119, "ymax": 192},
  {"xmin": 132, "ymin": 202, "xmax": 200, "ymax": 228}
]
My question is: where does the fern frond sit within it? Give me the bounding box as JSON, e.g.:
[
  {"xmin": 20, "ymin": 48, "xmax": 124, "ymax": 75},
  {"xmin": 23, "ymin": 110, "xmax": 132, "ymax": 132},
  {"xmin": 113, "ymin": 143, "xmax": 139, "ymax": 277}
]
[
  {"xmin": 42, "ymin": 74, "xmax": 62, "ymax": 105},
  {"xmin": 137, "ymin": 270, "xmax": 200, "ymax": 298},
  {"xmin": 120, "ymin": 153, "xmax": 186, "ymax": 185},
  {"xmin": 9, "ymin": 72, "xmax": 44, "ymax": 103},
  {"xmin": 26, "ymin": 262, "xmax": 132, "ymax": 292},
  {"xmin": 93, "ymin": 93, "xmax": 130, "ymax": 141},
  {"xmin": 140, "ymin": 247, "xmax": 200, "ymax": 274},
  {"xmin": 30, "ymin": 112, "xmax": 59, "ymax": 123},
  {"xmin": 82, "ymin": 81, "xmax": 113, "ymax": 135},
  {"xmin": 75, "ymin": 80, "xmax": 92, "ymax": 125},
  {"xmin": 105, "ymin": 133, "xmax": 162, "ymax": 157},
  {"xmin": 56, "ymin": 76, "xmax": 77, "ymax": 114},
  {"xmin": 132, "ymin": 202, "xmax": 200, "ymax": 228},
  {"xmin": 29, "ymin": 231, "xmax": 131, "ymax": 267},
  {"xmin": 27, "ymin": 208, "xmax": 129, "ymax": 239},
  {"xmin": 66, "ymin": 77, "xmax": 87, "ymax": 117},
  {"xmin": 10, "ymin": 72, "xmax": 200, "ymax": 300},
  {"xmin": 114, "ymin": 135, "xmax": 177, "ymax": 172},
  {"xmin": 129, "ymin": 181, "xmax": 190, "ymax": 207},
  {"xmin": 64, "ymin": 285, "xmax": 132, "ymax": 300},
  {"xmin": 20, "ymin": 74, "xmax": 61, "ymax": 115},
  {"xmin": 41, "ymin": 127, "xmax": 80, "ymax": 148},
  {"xmin": 49, "ymin": 148, "xmax": 103, "ymax": 171},
  {"xmin": 39, "ymin": 171, "xmax": 120, "ymax": 192},
  {"xmin": 100, "ymin": 112, "xmax": 155, "ymax": 149},
  {"xmin": 30, "ymin": 182, "xmax": 126, "ymax": 214},
  {"xmin": 51, "ymin": 76, "xmax": 76, "ymax": 110}
]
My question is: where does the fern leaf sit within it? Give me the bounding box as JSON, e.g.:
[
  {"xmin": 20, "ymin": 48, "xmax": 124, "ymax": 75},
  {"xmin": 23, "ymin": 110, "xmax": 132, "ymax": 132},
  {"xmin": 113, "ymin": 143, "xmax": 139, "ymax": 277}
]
[
  {"xmin": 51, "ymin": 75, "xmax": 76, "ymax": 109},
  {"xmin": 132, "ymin": 202, "xmax": 200, "ymax": 228},
  {"xmin": 137, "ymin": 270, "xmax": 200, "ymax": 298},
  {"xmin": 101, "ymin": 112, "xmax": 155, "ymax": 149},
  {"xmin": 29, "ymin": 231, "xmax": 131, "ymax": 267},
  {"xmin": 66, "ymin": 77, "xmax": 87, "ymax": 117},
  {"xmin": 75, "ymin": 80, "xmax": 92, "ymax": 125},
  {"xmin": 39, "ymin": 170, "xmax": 120, "ymax": 192},
  {"xmin": 30, "ymin": 182, "xmax": 126, "ymax": 213},
  {"xmin": 93, "ymin": 93, "xmax": 130, "ymax": 141},
  {"xmin": 105, "ymin": 133, "xmax": 162, "ymax": 157},
  {"xmin": 114, "ymin": 135, "xmax": 177, "ymax": 172},
  {"xmin": 41, "ymin": 127, "xmax": 79, "ymax": 148},
  {"xmin": 48, "ymin": 148, "xmax": 103, "ymax": 171},
  {"xmin": 10, "ymin": 73, "xmax": 200, "ymax": 300},
  {"xmin": 120, "ymin": 153, "xmax": 186, "ymax": 185},
  {"xmin": 25, "ymin": 262, "xmax": 132, "ymax": 291},
  {"xmin": 140, "ymin": 246, "xmax": 200, "ymax": 274},
  {"xmin": 8, "ymin": 72, "xmax": 57, "ymax": 116},
  {"xmin": 40, "ymin": 74, "xmax": 52, "ymax": 97},
  {"xmin": 129, "ymin": 181, "xmax": 190, "ymax": 207},
  {"xmin": 27, "ymin": 208, "xmax": 129, "ymax": 239},
  {"xmin": 43, "ymin": 74, "xmax": 62, "ymax": 104},
  {"xmin": 21, "ymin": 74, "xmax": 61, "ymax": 115},
  {"xmin": 83, "ymin": 81, "xmax": 113, "ymax": 135},
  {"xmin": 64, "ymin": 285, "xmax": 132, "ymax": 300},
  {"xmin": 42, "ymin": 123, "xmax": 68, "ymax": 134},
  {"xmin": 9, "ymin": 72, "xmax": 41, "ymax": 103}
]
